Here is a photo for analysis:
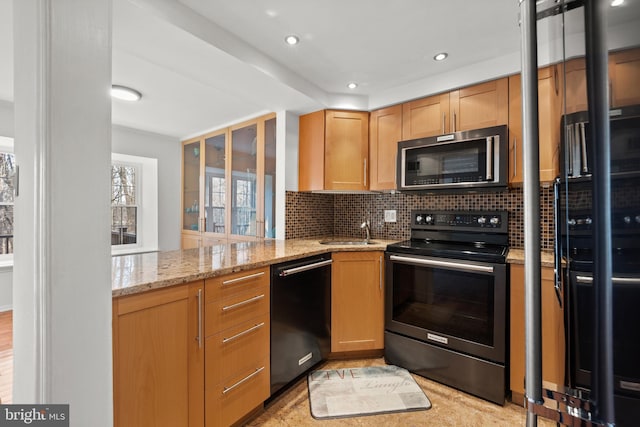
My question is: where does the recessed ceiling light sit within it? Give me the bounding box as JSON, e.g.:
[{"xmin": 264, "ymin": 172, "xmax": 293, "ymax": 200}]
[
  {"xmin": 111, "ymin": 85, "xmax": 142, "ymax": 102},
  {"xmin": 284, "ymin": 35, "xmax": 300, "ymax": 45},
  {"xmin": 433, "ymin": 52, "xmax": 448, "ymax": 61},
  {"xmin": 347, "ymin": 82, "xmax": 358, "ymax": 90},
  {"xmin": 611, "ymin": 0, "xmax": 624, "ymax": 6}
]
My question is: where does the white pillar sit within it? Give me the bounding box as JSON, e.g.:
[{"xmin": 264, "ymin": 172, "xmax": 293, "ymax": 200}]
[
  {"xmin": 13, "ymin": 1, "xmax": 113, "ymax": 425},
  {"xmin": 275, "ymin": 110, "xmax": 299, "ymax": 240}
]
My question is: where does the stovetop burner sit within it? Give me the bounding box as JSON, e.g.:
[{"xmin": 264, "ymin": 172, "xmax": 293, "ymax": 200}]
[{"xmin": 386, "ymin": 210, "xmax": 509, "ymax": 264}]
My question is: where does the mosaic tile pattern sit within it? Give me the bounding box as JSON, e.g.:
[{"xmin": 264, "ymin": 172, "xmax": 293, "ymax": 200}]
[
  {"xmin": 286, "ymin": 187, "xmax": 557, "ymax": 250},
  {"xmin": 285, "ymin": 192, "xmax": 334, "ymax": 239}
]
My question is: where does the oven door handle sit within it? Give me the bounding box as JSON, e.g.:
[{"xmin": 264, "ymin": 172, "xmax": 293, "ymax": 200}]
[
  {"xmin": 576, "ymin": 275, "xmax": 640, "ymax": 285},
  {"xmin": 389, "ymin": 254, "xmax": 494, "ymax": 274}
]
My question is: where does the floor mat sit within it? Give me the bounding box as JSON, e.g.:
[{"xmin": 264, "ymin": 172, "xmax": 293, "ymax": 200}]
[{"xmin": 307, "ymin": 365, "xmax": 431, "ymax": 419}]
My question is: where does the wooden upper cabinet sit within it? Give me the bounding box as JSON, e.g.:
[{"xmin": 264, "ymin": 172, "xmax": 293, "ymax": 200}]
[
  {"xmin": 298, "ymin": 110, "xmax": 325, "ymax": 191},
  {"xmin": 609, "ymin": 48, "xmax": 640, "ymax": 108},
  {"xmin": 401, "ymin": 93, "xmax": 450, "ymax": 139},
  {"xmin": 508, "ymin": 66, "xmax": 562, "ymax": 185},
  {"xmin": 564, "ymin": 57, "xmax": 588, "ymax": 114},
  {"xmin": 369, "ymin": 105, "xmax": 402, "ymax": 191},
  {"xmin": 450, "ymin": 78, "xmax": 509, "ymax": 132},
  {"xmin": 325, "ymin": 110, "xmax": 369, "ymax": 190},
  {"xmin": 299, "ymin": 110, "xmax": 369, "ymax": 191}
]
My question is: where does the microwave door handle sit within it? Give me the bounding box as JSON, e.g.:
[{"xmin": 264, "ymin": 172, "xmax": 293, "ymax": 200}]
[
  {"xmin": 486, "ymin": 136, "xmax": 493, "ymax": 181},
  {"xmin": 579, "ymin": 122, "xmax": 588, "ymax": 174}
]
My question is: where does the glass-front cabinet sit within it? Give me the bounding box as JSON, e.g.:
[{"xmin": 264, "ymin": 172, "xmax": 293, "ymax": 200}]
[{"xmin": 181, "ymin": 113, "xmax": 276, "ymax": 248}]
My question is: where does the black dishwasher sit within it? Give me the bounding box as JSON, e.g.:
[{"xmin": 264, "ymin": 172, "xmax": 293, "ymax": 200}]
[{"xmin": 270, "ymin": 254, "xmax": 332, "ymax": 395}]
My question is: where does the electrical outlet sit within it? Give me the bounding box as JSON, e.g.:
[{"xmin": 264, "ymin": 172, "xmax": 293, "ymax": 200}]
[{"xmin": 384, "ymin": 209, "xmax": 397, "ymax": 223}]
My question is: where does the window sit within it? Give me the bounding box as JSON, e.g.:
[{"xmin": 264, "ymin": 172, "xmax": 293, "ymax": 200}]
[
  {"xmin": 111, "ymin": 163, "xmax": 138, "ymax": 245},
  {"xmin": 111, "ymin": 153, "xmax": 158, "ymax": 255},
  {"xmin": 0, "ymin": 138, "xmax": 14, "ymax": 260}
]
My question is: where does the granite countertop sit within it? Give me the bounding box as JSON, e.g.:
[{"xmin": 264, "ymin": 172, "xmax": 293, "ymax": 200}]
[
  {"xmin": 506, "ymin": 248, "xmax": 557, "ymax": 267},
  {"xmin": 112, "ymin": 237, "xmax": 397, "ymax": 297}
]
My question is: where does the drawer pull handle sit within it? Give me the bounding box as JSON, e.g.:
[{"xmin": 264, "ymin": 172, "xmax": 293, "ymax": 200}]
[
  {"xmin": 223, "ymin": 367, "xmax": 265, "ymax": 394},
  {"xmin": 222, "ymin": 322, "xmax": 265, "ymax": 343},
  {"xmin": 222, "ymin": 271, "xmax": 265, "ymax": 286},
  {"xmin": 222, "ymin": 294, "xmax": 265, "ymax": 312}
]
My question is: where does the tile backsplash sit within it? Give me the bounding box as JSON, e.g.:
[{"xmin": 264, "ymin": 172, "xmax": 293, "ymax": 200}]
[{"xmin": 286, "ymin": 186, "xmax": 556, "ymax": 250}]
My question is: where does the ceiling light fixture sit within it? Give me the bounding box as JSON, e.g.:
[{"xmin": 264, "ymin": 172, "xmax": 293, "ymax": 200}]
[
  {"xmin": 111, "ymin": 85, "xmax": 142, "ymax": 102},
  {"xmin": 284, "ymin": 35, "xmax": 300, "ymax": 45},
  {"xmin": 347, "ymin": 82, "xmax": 358, "ymax": 90},
  {"xmin": 611, "ymin": 0, "xmax": 624, "ymax": 6},
  {"xmin": 433, "ymin": 52, "xmax": 448, "ymax": 61}
]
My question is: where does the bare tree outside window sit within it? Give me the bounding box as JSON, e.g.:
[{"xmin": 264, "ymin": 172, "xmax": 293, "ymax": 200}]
[
  {"xmin": 111, "ymin": 163, "xmax": 137, "ymax": 245},
  {"xmin": 0, "ymin": 152, "xmax": 15, "ymax": 255}
]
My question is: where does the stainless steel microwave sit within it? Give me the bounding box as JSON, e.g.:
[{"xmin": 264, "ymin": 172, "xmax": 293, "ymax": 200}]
[
  {"xmin": 562, "ymin": 104, "xmax": 640, "ymax": 180},
  {"xmin": 397, "ymin": 125, "xmax": 508, "ymax": 191}
]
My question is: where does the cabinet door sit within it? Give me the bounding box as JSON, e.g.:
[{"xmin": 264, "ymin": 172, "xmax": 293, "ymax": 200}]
[
  {"xmin": 537, "ymin": 65, "xmax": 562, "ymax": 183},
  {"xmin": 369, "ymin": 105, "xmax": 402, "ymax": 191},
  {"xmin": 609, "ymin": 48, "xmax": 640, "ymax": 108},
  {"xmin": 113, "ymin": 283, "xmax": 204, "ymax": 427},
  {"xmin": 564, "ymin": 57, "xmax": 588, "ymax": 114},
  {"xmin": 298, "ymin": 110, "xmax": 326, "ymax": 191},
  {"xmin": 450, "ymin": 78, "xmax": 509, "ymax": 132},
  {"xmin": 508, "ymin": 67, "xmax": 562, "ymax": 186},
  {"xmin": 204, "ymin": 131, "xmax": 227, "ymax": 236},
  {"xmin": 401, "ymin": 93, "xmax": 450, "ymax": 139},
  {"xmin": 183, "ymin": 139, "xmax": 203, "ymax": 234},
  {"xmin": 331, "ymin": 251, "xmax": 384, "ymax": 352},
  {"xmin": 324, "ymin": 110, "xmax": 370, "ymax": 190},
  {"xmin": 509, "ymin": 265, "xmax": 565, "ymax": 405}
]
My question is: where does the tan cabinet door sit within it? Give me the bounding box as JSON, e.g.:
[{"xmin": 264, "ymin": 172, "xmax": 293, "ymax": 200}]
[
  {"xmin": 509, "ymin": 265, "xmax": 565, "ymax": 405},
  {"xmin": 113, "ymin": 282, "xmax": 204, "ymax": 427},
  {"xmin": 450, "ymin": 78, "xmax": 509, "ymax": 132},
  {"xmin": 331, "ymin": 251, "xmax": 384, "ymax": 352},
  {"xmin": 508, "ymin": 66, "xmax": 561, "ymax": 186},
  {"xmin": 402, "ymin": 93, "xmax": 450, "ymax": 139},
  {"xmin": 369, "ymin": 105, "xmax": 403, "ymax": 191},
  {"xmin": 609, "ymin": 48, "xmax": 640, "ymax": 108},
  {"xmin": 325, "ymin": 110, "xmax": 370, "ymax": 190}
]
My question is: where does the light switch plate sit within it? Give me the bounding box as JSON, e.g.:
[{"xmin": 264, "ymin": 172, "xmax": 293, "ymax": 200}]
[{"xmin": 384, "ymin": 209, "xmax": 397, "ymax": 223}]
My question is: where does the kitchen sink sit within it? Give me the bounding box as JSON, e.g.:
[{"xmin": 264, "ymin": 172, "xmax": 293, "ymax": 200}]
[{"xmin": 319, "ymin": 240, "xmax": 377, "ymax": 245}]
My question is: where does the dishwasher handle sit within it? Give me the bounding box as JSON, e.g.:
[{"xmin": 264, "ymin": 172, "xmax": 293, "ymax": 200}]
[{"xmin": 278, "ymin": 259, "xmax": 333, "ymax": 277}]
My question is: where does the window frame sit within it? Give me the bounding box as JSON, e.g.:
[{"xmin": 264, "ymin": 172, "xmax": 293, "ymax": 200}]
[{"xmin": 111, "ymin": 153, "xmax": 158, "ymax": 256}]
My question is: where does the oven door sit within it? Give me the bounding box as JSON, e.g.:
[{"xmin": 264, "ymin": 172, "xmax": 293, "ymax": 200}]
[
  {"xmin": 569, "ymin": 270, "xmax": 640, "ymax": 398},
  {"xmin": 385, "ymin": 252, "xmax": 507, "ymax": 363}
]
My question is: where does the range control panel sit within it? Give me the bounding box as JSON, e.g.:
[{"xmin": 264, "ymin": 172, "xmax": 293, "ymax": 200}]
[{"xmin": 412, "ymin": 211, "xmax": 507, "ymax": 230}]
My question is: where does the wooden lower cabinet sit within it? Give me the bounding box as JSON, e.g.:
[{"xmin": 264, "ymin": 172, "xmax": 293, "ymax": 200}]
[
  {"xmin": 204, "ymin": 267, "xmax": 270, "ymax": 426},
  {"xmin": 509, "ymin": 264, "xmax": 565, "ymax": 405},
  {"xmin": 331, "ymin": 251, "xmax": 384, "ymax": 352},
  {"xmin": 113, "ymin": 282, "xmax": 204, "ymax": 427}
]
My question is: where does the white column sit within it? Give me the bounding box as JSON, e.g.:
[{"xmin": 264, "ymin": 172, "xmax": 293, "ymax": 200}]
[
  {"xmin": 275, "ymin": 110, "xmax": 299, "ymax": 240},
  {"xmin": 13, "ymin": 1, "xmax": 113, "ymax": 425}
]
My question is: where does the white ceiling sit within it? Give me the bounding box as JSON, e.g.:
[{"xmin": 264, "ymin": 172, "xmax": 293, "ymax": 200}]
[{"xmin": 1, "ymin": 0, "xmax": 639, "ymax": 139}]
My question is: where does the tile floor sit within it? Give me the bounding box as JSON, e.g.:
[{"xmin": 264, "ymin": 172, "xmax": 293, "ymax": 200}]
[{"xmin": 247, "ymin": 357, "xmax": 557, "ymax": 427}]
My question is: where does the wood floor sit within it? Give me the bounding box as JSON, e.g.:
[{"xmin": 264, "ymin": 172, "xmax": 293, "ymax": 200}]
[{"xmin": 0, "ymin": 310, "xmax": 12, "ymax": 404}]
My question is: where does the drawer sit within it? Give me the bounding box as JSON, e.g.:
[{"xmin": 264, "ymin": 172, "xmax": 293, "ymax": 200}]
[
  {"xmin": 205, "ymin": 313, "xmax": 269, "ymax": 388},
  {"xmin": 205, "ymin": 361, "xmax": 270, "ymax": 427},
  {"xmin": 205, "ymin": 267, "xmax": 269, "ymax": 302},
  {"xmin": 205, "ymin": 284, "xmax": 269, "ymax": 336}
]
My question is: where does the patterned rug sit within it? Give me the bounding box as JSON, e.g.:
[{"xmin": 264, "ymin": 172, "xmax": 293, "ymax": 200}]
[{"xmin": 307, "ymin": 365, "xmax": 432, "ymax": 419}]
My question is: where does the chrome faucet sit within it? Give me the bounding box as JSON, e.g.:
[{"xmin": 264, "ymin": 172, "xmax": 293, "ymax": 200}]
[{"xmin": 360, "ymin": 220, "xmax": 371, "ymax": 243}]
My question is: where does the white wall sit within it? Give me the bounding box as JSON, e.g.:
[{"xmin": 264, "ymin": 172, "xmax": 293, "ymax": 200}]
[
  {"xmin": 112, "ymin": 125, "xmax": 181, "ymax": 251},
  {"xmin": 0, "ymin": 107, "xmax": 181, "ymax": 312}
]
